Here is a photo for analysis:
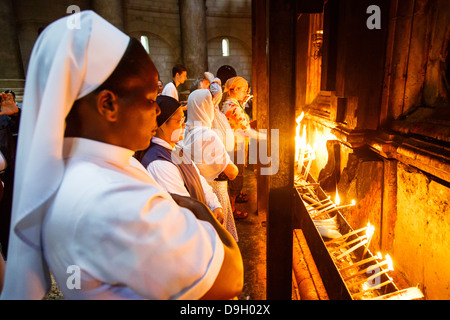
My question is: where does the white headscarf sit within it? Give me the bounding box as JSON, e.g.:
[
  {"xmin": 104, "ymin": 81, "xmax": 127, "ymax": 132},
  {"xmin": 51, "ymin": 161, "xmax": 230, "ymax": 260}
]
[
  {"xmin": 1, "ymin": 11, "xmax": 130, "ymax": 300},
  {"xmin": 185, "ymin": 89, "xmax": 215, "ymax": 130},
  {"xmin": 182, "ymin": 90, "xmax": 231, "ymax": 182}
]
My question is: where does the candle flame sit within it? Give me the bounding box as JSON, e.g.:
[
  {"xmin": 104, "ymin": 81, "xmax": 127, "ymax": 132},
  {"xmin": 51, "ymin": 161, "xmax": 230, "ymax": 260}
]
[
  {"xmin": 385, "ymin": 254, "xmax": 394, "ymax": 271},
  {"xmin": 295, "ymin": 113, "xmax": 304, "ymax": 162},
  {"xmin": 376, "ymin": 252, "xmax": 382, "ymax": 259},
  {"xmin": 366, "ymin": 222, "xmax": 375, "ymax": 238},
  {"xmin": 335, "ymin": 188, "xmax": 340, "ymax": 206},
  {"xmin": 297, "ymin": 112, "xmax": 304, "ymax": 124},
  {"xmin": 351, "ymin": 199, "xmax": 356, "ymax": 206}
]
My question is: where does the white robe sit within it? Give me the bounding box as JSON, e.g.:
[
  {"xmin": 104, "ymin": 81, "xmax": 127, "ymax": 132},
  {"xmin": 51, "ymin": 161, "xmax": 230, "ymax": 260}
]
[
  {"xmin": 42, "ymin": 138, "xmax": 224, "ymax": 300},
  {"xmin": 145, "ymin": 137, "xmax": 222, "ymax": 212},
  {"xmin": 183, "ymin": 90, "xmax": 232, "ymax": 182}
]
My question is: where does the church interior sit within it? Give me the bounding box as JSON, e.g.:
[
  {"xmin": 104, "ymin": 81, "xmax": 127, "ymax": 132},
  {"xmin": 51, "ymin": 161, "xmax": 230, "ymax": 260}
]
[{"xmin": 1, "ymin": 0, "xmax": 449, "ymax": 300}]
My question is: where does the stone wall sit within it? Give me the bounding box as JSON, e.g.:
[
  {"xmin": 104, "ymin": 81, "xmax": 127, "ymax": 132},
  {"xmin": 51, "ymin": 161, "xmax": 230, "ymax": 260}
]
[
  {"xmin": 0, "ymin": 0, "xmax": 252, "ymax": 92},
  {"xmin": 394, "ymin": 163, "xmax": 450, "ymax": 299},
  {"xmin": 125, "ymin": 0, "xmax": 252, "ymax": 84},
  {"xmin": 125, "ymin": 0, "xmax": 182, "ymax": 85}
]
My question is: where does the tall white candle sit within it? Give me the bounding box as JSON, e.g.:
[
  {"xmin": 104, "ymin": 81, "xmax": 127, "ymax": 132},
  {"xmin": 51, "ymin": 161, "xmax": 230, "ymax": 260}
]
[
  {"xmin": 336, "ymin": 239, "xmax": 368, "ymax": 260},
  {"xmin": 362, "ymin": 223, "xmax": 375, "ymax": 258}
]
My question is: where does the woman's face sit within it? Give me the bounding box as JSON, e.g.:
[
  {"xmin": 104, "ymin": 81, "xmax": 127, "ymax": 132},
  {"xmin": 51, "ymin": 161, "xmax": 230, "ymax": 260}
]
[
  {"xmin": 232, "ymin": 85, "xmax": 249, "ymax": 102},
  {"xmin": 162, "ymin": 107, "xmax": 186, "ymax": 143}
]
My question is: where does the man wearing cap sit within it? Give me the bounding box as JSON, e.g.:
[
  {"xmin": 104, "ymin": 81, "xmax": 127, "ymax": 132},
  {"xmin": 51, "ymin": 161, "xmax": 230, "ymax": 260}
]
[
  {"xmin": 0, "ymin": 11, "xmax": 242, "ymax": 300},
  {"xmin": 140, "ymin": 96, "xmax": 224, "ymax": 224}
]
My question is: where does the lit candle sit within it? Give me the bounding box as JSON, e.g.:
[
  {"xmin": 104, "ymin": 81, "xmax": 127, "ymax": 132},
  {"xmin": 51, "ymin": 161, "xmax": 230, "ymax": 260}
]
[
  {"xmin": 295, "ymin": 113, "xmax": 304, "ymax": 166},
  {"xmin": 362, "ymin": 222, "xmax": 375, "ymax": 258},
  {"xmin": 352, "ymin": 279, "xmax": 393, "ymax": 299},
  {"xmin": 303, "ymin": 149, "xmax": 315, "ymax": 180},
  {"xmin": 330, "ymin": 234, "xmax": 368, "ymax": 252},
  {"xmin": 336, "ymin": 239, "xmax": 368, "ymax": 260},
  {"xmin": 297, "ymin": 125, "xmax": 307, "ymax": 175},
  {"xmin": 340, "ymin": 252, "xmax": 383, "ymax": 273},
  {"xmin": 361, "ymin": 254, "xmax": 392, "ymax": 274},
  {"xmin": 349, "ymin": 254, "xmax": 394, "ymax": 288},
  {"xmin": 343, "ymin": 253, "xmax": 387, "ymax": 281}
]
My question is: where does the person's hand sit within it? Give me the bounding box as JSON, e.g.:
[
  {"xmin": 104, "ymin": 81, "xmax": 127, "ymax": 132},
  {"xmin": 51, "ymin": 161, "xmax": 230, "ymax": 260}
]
[
  {"xmin": 0, "ymin": 93, "xmax": 19, "ymax": 116},
  {"xmin": 213, "ymin": 207, "xmax": 224, "ymax": 224}
]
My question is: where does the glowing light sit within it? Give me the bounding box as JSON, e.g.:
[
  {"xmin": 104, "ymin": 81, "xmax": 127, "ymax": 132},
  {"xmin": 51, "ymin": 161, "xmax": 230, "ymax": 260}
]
[
  {"xmin": 386, "ymin": 254, "xmax": 394, "ymax": 271},
  {"xmin": 366, "ymin": 223, "xmax": 375, "ymax": 238}
]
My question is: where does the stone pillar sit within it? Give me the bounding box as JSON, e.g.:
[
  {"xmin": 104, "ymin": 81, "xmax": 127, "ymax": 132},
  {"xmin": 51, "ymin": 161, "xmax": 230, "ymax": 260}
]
[
  {"xmin": 0, "ymin": 0, "xmax": 25, "ymax": 86},
  {"xmin": 92, "ymin": 0, "xmax": 125, "ymax": 31},
  {"xmin": 179, "ymin": 0, "xmax": 208, "ymax": 79}
]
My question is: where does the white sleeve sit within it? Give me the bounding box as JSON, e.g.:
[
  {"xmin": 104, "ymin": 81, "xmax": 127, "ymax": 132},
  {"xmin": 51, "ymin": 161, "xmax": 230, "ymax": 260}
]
[
  {"xmin": 146, "ymin": 160, "xmax": 190, "ymax": 197},
  {"xmin": 74, "ymin": 185, "xmax": 224, "ymax": 300},
  {"xmin": 193, "ymin": 163, "xmax": 222, "ymax": 211}
]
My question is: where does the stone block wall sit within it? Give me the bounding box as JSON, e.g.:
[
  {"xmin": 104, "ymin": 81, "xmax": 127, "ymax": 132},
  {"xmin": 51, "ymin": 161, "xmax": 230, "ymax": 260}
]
[
  {"xmin": 394, "ymin": 163, "xmax": 450, "ymax": 299},
  {"xmin": 1, "ymin": 0, "xmax": 252, "ymax": 92},
  {"xmin": 332, "ymin": 149, "xmax": 450, "ymax": 299}
]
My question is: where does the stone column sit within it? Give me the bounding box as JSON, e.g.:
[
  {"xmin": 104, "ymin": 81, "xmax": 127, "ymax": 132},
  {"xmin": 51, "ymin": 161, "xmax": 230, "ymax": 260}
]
[
  {"xmin": 91, "ymin": 0, "xmax": 125, "ymax": 31},
  {"xmin": 0, "ymin": 0, "xmax": 25, "ymax": 88},
  {"xmin": 179, "ymin": 0, "xmax": 208, "ymax": 79}
]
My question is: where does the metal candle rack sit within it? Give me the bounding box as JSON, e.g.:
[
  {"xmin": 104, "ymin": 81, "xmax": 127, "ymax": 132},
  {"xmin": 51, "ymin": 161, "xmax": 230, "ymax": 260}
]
[{"xmin": 293, "ymin": 166, "xmax": 423, "ymax": 300}]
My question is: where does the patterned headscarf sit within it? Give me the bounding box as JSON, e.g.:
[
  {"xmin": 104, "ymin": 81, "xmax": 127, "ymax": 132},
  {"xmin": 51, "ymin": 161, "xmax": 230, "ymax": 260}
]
[{"xmin": 223, "ymin": 76, "xmax": 248, "ymax": 93}]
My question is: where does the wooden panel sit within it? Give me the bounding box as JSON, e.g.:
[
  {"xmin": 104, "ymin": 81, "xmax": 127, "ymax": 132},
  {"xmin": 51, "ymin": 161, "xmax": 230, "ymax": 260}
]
[{"xmin": 266, "ymin": 0, "xmax": 296, "ymax": 300}]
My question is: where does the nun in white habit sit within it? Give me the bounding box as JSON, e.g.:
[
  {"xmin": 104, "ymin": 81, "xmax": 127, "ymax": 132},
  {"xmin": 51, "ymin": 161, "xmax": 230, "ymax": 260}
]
[
  {"xmin": 182, "ymin": 90, "xmax": 239, "ymax": 242},
  {"xmin": 1, "ymin": 11, "xmax": 242, "ymax": 300}
]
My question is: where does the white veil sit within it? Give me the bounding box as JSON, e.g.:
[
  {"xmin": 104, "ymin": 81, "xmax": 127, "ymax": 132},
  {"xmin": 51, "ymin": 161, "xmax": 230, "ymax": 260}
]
[
  {"xmin": 1, "ymin": 11, "xmax": 130, "ymax": 299},
  {"xmin": 182, "ymin": 90, "xmax": 232, "ymax": 182}
]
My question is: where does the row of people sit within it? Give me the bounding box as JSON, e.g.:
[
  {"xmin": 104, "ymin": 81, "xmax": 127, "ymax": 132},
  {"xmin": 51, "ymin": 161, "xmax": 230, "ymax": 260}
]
[
  {"xmin": 0, "ymin": 90, "xmax": 21, "ymax": 294},
  {"xmin": 1, "ymin": 11, "xmax": 243, "ymax": 300},
  {"xmin": 153, "ymin": 67, "xmax": 260, "ymax": 241}
]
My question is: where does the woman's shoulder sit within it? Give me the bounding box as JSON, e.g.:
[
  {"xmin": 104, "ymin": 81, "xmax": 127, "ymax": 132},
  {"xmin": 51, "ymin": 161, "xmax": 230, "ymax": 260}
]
[{"xmin": 222, "ymin": 99, "xmax": 238, "ymax": 111}]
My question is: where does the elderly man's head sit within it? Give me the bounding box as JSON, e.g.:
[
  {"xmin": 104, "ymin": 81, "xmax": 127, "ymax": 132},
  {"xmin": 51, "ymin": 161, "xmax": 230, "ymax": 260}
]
[{"xmin": 65, "ymin": 38, "xmax": 161, "ymax": 151}]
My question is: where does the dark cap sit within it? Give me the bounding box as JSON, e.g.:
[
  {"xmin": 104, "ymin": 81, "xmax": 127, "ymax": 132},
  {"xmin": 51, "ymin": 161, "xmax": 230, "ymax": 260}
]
[{"xmin": 156, "ymin": 95, "xmax": 181, "ymax": 127}]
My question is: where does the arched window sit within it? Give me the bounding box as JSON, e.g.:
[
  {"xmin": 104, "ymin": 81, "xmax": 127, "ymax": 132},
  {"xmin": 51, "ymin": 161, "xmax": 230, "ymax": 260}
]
[
  {"xmin": 140, "ymin": 35, "xmax": 150, "ymax": 54},
  {"xmin": 222, "ymin": 38, "xmax": 230, "ymax": 57}
]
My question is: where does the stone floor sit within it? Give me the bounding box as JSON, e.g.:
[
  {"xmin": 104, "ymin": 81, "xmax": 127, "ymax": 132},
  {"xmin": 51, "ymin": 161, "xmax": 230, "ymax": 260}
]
[{"xmin": 235, "ymin": 167, "xmax": 267, "ymax": 300}]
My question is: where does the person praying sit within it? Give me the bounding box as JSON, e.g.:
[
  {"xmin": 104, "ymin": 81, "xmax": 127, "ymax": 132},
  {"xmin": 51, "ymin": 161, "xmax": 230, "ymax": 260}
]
[
  {"xmin": 0, "ymin": 11, "xmax": 242, "ymax": 300},
  {"xmin": 222, "ymin": 76, "xmax": 266, "ymax": 218},
  {"xmin": 141, "ymin": 95, "xmax": 224, "ymax": 224},
  {"xmin": 182, "ymin": 89, "xmax": 240, "ymax": 242}
]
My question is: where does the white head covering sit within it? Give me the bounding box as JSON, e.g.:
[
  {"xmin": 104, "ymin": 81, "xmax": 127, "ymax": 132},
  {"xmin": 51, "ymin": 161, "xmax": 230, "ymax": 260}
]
[
  {"xmin": 1, "ymin": 11, "xmax": 130, "ymax": 300},
  {"xmin": 185, "ymin": 89, "xmax": 215, "ymax": 130},
  {"xmin": 182, "ymin": 90, "xmax": 231, "ymax": 182}
]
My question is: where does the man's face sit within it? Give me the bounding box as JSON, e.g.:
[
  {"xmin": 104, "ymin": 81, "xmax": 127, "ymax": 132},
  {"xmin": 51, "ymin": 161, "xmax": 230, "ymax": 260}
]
[
  {"xmin": 116, "ymin": 61, "xmax": 161, "ymax": 151},
  {"xmin": 177, "ymin": 71, "xmax": 187, "ymax": 84}
]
